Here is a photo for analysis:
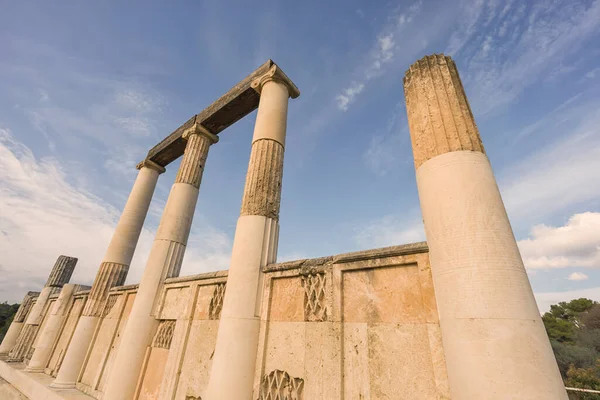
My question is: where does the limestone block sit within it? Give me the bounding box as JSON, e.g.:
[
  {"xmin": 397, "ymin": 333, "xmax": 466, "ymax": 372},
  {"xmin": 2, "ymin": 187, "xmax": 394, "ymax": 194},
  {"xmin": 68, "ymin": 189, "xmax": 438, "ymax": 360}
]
[
  {"xmin": 137, "ymin": 348, "xmax": 169, "ymax": 400},
  {"xmin": 268, "ymin": 277, "xmax": 304, "ymax": 322},
  {"xmin": 342, "ymin": 265, "xmax": 424, "ymax": 324},
  {"xmin": 158, "ymin": 287, "xmax": 190, "ymax": 320},
  {"xmin": 367, "ymin": 324, "xmax": 437, "ymax": 399},
  {"xmin": 174, "ymin": 320, "xmax": 220, "ymax": 399}
]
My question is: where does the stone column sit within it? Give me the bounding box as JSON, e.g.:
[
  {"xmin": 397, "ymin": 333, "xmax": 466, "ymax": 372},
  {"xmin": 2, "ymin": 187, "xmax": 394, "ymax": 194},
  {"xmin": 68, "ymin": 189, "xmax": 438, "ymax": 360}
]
[
  {"xmin": 25, "ymin": 284, "xmax": 78, "ymax": 372},
  {"xmin": 102, "ymin": 125, "xmax": 218, "ymax": 400},
  {"xmin": 205, "ymin": 65, "xmax": 299, "ymax": 400},
  {"xmin": 404, "ymin": 54, "xmax": 567, "ymax": 399},
  {"xmin": 7, "ymin": 256, "xmax": 77, "ymax": 362},
  {"xmin": 52, "ymin": 160, "xmax": 164, "ymax": 389},
  {"xmin": 0, "ymin": 292, "xmax": 39, "ymax": 355}
]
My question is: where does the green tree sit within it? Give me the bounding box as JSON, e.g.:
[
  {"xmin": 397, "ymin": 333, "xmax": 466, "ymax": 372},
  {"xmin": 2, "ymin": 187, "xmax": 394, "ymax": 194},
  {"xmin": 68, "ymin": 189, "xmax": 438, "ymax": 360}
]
[{"xmin": 0, "ymin": 302, "xmax": 20, "ymax": 342}]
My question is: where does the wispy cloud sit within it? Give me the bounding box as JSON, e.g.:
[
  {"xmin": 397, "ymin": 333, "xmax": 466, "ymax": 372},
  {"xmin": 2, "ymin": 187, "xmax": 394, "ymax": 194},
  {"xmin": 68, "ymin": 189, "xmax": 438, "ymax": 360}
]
[
  {"xmin": 353, "ymin": 213, "xmax": 425, "ymax": 250},
  {"xmin": 335, "ymin": 0, "xmax": 423, "ymax": 111},
  {"xmin": 451, "ymin": 0, "xmax": 600, "ymax": 115}
]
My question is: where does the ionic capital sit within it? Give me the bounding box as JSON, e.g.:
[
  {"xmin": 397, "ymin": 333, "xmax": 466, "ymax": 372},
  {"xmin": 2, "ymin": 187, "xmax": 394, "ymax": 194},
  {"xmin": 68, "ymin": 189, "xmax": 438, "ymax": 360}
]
[
  {"xmin": 136, "ymin": 159, "xmax": 166, "ymax": 174},
  {"xmin": 251, "ymin": 65, "xmax": 300, "ymax": 99},
  {"xmin": 182, "ymin": 123, "xmax": 219, "ymax": 144}
]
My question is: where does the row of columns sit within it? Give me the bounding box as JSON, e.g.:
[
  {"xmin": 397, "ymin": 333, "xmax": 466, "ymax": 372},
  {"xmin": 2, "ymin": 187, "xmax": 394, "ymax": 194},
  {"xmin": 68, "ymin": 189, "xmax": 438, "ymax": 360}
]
[
  {"xmin": 2, "ymin": 55, "xmax": 566, "ymax": 400},
  {"xmin": 28, "ymin": 64, "xmax": 297, "ymax": 400}
]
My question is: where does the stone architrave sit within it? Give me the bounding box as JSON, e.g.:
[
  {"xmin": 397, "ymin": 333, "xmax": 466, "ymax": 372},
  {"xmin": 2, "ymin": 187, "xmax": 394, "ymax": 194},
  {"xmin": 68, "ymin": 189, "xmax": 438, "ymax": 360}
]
[
  {"xmin": 205, "ymin": 65, "xmax": 299, "ymax": 400},
  {"xmin": 404, "ymin": 54, "xmax": 567, "ymax": 399},
  {"xmin": 102, "ymin": 125, "xmax": 218, "ymax": 400},
  {"xmin": 7, "ymin": 256, "xmax": 77, "ymax": 363},
  {"xmin": 0, "ymin": 292, "xmax": 39, "ymax": 355},
  {"xmin": 52, "ymin": 159, "xmax": 164, "ymax": 389}
]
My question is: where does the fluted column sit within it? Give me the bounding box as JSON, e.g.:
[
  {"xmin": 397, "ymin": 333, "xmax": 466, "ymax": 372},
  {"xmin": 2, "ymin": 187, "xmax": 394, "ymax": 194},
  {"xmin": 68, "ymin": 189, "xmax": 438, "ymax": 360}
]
[
  {"xmin": 404, "ymin": 54, "xmax": 567, "ymax": 399},
  {"xmin": 26, "ymin": 284, "xmax": 77, "ymax": 372},
  {"xmin": 205, "ymin": 65, "xmax": 299, "ymax": 400},
  {"xmin": 0, "ymin": 292, "xmax": 39, "ymax": 355},
  {"xmin": 52, "ymin": 160, "xmax": 164, "ymax": 389},
  {"xmin": 7, "ymin": 256, "xmax": 77, "ymax": 362},
  {"xmin": 102, "ymin": 126, "xmax": 218, "ymax": 400}
]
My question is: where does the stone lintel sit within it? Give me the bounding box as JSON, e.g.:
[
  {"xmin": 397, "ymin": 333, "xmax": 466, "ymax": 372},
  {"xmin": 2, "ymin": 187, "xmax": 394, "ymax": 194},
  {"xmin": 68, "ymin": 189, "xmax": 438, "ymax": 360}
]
[{"xmin": 146, "ymin": 60, "xmax": 272, "ymax": 167}]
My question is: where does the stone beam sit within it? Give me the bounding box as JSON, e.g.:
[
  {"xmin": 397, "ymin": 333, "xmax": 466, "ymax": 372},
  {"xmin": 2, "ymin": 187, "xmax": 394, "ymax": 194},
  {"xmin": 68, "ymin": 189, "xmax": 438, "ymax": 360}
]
[{"xmin": 145, "ymin": 59, "xmax": 298, "ymax": 167}]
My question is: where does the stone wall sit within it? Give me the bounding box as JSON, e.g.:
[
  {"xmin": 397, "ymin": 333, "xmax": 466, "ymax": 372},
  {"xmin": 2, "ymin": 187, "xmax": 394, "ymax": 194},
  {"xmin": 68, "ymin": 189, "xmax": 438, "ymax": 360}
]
[{"xmin": 3, "ymin": 242, "xmax": 449, "ymax": 399}]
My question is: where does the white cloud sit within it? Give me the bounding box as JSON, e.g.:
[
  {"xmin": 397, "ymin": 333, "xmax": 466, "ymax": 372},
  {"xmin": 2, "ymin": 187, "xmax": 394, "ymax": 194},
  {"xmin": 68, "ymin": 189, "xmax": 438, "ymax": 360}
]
[
  {"xmin": 535, "ymin": 286, "xmax": 600, "ymax": 313},
  {"xmin": 335, "ymin": 82, "xmax": 364, "ymax": 111},
  {"xmin": 568, "ymin": 272, "xmax": 589, "ymax": 281},
  {"xmin": 0, "ymin": 129, "xmax": 231, "ymax": 303},
  {"xmin": 518, "ymin": 212, "xmax": 600, "ymax": 270}
]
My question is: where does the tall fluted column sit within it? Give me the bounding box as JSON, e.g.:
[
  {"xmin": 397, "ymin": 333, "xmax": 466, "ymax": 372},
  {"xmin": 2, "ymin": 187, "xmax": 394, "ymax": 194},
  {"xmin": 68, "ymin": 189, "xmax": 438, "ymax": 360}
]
[
  {"xmin": 0, "ymin": 292, "xmax": 39, "ymax": 355},
  {"xmin": 102, "ymin": 126, "xmax": 218, "ymax": 400},
  {"xmin": 205, "ymin": 65, "xmax": 299, "ymax": 400},
  {"xmin": 52, "ymin": 160, "xmax": 164, "ymax": 389},
  {"xmin": 7, "ymin": 256, "xmax": 77, "ymax": 362},
  {"xmin": 26, "ymin": 284, "xmax": 78, "ymax": 372},
  {"xmin": 404, "ymin": 54, "xmax": 567, "ymax": 399}
]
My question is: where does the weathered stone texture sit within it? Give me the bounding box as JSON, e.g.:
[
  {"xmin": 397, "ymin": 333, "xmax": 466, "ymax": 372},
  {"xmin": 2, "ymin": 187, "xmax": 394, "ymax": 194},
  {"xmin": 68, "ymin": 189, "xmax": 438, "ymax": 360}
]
[
  {"xmin": 175, "ymin": 132, "xmax": 215, "ymax": 189},
  {"xmin": 13, "ymin": 292, "xmax": 39, "ymax": 323},
  {"xmin": 82, "ymin": 261, "xmax": 128, "ymax": 317},
  {"xmin": 240, "ymin": 139, "xmax": 284, "ymax": 219},
  {"xmin": 404, "ymin": 54, "xmax": 484, "ymax": 169},
  {"xmin": 7, "ymin": 324, "xmax": 39, "ymax": 362},
  {"xmin": 46, "ymin": 256, "xmax": 77, "ymax": 287}
]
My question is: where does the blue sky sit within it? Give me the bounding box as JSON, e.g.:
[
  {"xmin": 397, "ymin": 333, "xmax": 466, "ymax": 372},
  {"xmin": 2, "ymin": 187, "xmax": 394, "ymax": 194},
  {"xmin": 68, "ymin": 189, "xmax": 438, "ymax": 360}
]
[{"xmin": 1, "ymin": 0, "xmax": 599, "ymax": 311}]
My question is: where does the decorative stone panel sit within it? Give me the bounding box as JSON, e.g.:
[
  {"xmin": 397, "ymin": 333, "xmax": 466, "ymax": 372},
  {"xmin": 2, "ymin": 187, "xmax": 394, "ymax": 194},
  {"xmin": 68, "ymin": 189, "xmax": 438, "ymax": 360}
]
[
  {"xmin": 102, "ymin": 294, "xmax": 120, "ymax": 317},
  {"xmin": 209, "ymin": 283, "xmax": 226, "ymax": 320},
  {"xmin": 152, "ymin": 320, "xmax": 176, "ymax": 349},
  {"xmin": 258, "ymin": 369, "xmax": 304, "ymax": 400},
  {"xmin": 301, "ymin": 272, "xmax": 327, "ymax": 322}
]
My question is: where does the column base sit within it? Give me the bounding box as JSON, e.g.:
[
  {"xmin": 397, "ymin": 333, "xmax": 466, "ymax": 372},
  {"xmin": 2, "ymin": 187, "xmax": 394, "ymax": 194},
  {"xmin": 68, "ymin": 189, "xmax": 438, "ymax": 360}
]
[{"xmin": 50, "ymin": 381, "xmax": 77, "ymax": 389}]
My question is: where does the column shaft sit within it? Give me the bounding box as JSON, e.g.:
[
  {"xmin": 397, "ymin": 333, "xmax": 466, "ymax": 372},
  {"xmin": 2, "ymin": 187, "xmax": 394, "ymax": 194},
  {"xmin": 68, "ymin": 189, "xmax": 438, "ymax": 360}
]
[
  {"xmin": 7, "ymin": 286, "xmax": 54, "ymax": 362},
  {"xmin": 404, "ymin": 54, "xmax": 567, "ymax": 399},
  {"xmin": 206, "ymin": 71, "xmax": 296, "ymax": 400},
  {"xmin": 102, "ymin": 129, "xmax": 217, "ymax": 400},
  {"xmin": 26, "ymin": 284, "xmax": 77, "ymax": 372},
  {"xmin": 52, "ymin": 162, "xmax": 162, "ymax": 389},
  {"xmin": 0, "ymin": 292, "xmax": 38, "ymax": 355}
]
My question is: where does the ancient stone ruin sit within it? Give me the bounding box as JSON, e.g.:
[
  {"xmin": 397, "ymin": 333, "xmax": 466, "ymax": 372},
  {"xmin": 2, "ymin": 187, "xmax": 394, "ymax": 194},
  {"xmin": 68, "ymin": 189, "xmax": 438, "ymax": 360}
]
[{"xmin": 0, "ymin": 55, "xmax": 568, "ymax": 399}]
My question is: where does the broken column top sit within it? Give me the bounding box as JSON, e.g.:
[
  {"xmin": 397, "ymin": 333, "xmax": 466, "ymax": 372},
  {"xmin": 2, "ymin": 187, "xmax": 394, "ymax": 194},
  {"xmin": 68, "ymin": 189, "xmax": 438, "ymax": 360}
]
[
  {"xmin": 403, "ymin": 53, "xmax": 484, "ymax": 169},
  {"xmin": 45, "ymin": 255, "xmax": 77, "ymax": 288}
]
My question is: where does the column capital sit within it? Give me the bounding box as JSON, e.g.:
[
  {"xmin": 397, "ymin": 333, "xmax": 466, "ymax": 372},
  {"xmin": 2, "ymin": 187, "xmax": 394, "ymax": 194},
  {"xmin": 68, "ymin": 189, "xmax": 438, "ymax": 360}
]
[
  {"xmin": 136, "ymin": 159, "xmax": 166, "ymax": 174},
  {"xmin": 182, "ymin": 123, "xmax": 219, "ymax": 144},
  {"xmin": 251, "ymin": 65, "xmax": 300, "ymax": 99}
]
